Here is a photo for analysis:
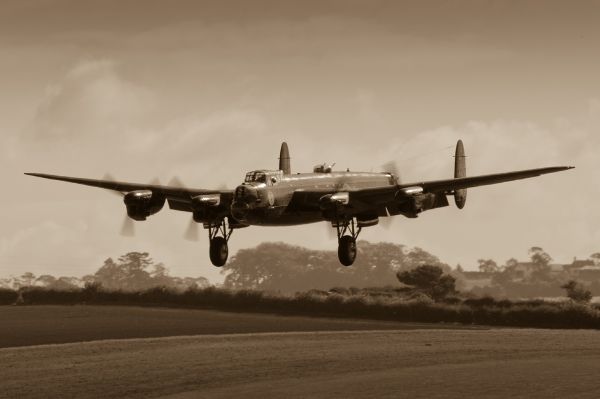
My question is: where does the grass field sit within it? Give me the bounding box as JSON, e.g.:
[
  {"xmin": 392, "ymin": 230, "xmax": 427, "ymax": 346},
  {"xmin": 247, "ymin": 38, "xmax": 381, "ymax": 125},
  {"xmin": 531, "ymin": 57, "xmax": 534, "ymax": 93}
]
[
  {"xmin": 1, "ymin": 306, "xmax": 600, "ymax": 398},
  {"xmin": 0, "ymin": 305, "xmax": 467, "ymax": 348}
]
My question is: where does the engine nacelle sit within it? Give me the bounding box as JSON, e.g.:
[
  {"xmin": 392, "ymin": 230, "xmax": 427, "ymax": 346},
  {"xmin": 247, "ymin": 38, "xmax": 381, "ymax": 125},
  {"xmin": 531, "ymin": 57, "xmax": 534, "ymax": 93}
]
[
  {"xmin": 192, "ymin": 193, "xmax": 229, "ymax": 224},
  {"xmin": 319, "ymin": 192, "xmax": 349, "ymax": 209},
  {"xmin": 123, "ymin": 190, "xmax": 165, "ymax": 221},
  {"xmin": 192, "ymin": 193, "xmax": 221, "ymax": 207},
  {"xmin": 357, "ymin": 214, "xmax": 378, "ymax": 227},
  {"xmin": 397, "ymin": 192, "xmax": 449, "ymax": 218}
]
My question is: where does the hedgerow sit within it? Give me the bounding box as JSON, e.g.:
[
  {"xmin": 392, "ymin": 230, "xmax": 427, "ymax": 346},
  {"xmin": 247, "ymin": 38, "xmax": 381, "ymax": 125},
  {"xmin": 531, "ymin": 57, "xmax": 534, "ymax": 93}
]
[{"xmin": 2, "ymin": 286, "xmax": 599, "ymax": 329}]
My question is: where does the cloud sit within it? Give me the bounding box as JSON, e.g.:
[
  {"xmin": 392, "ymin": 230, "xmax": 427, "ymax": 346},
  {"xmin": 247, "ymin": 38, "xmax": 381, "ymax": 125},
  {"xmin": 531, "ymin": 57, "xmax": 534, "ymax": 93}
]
[
  {"xmin": 0, "ymin": 220, "xmax": 96, "ymax": 276},
  {"xmin": 26, "ymin": 59, "xmax": 154, "ymax": 141},
  {"xmin": 386, "ymin": 120, "xmax": 566, "ymax": 182}
]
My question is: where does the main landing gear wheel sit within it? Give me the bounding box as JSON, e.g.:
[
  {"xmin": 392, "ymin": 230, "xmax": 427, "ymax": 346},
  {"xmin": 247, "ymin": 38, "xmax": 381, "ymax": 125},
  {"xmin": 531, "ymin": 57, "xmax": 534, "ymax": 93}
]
[
  {"xmin": 209, "ymin": 237, "xmax": 228, "ymax": 267},
  {"xmin": 338, "ymin": 235, "xmax": 357, "ymax": 266},
  {"xmin": 334, "ymin": 217, "xmax": 362, "ymax": 266},
  {"xmin": 207, "ymin": 219, "xmax": 233, "ymax": 267}
]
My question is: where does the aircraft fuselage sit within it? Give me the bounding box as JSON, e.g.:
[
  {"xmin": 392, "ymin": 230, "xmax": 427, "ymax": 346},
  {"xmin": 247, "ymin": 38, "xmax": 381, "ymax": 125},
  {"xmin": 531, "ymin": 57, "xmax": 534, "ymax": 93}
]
[{"xmin": 231, "ymin": 170, "xmax": 395, "ymax": 226}]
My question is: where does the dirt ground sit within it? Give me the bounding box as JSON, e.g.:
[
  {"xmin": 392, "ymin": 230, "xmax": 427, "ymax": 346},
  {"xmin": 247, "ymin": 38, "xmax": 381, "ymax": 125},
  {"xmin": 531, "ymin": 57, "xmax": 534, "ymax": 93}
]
[{"xmin": 1, "ymin": 306, "xmax": 600, "ymax": 399}]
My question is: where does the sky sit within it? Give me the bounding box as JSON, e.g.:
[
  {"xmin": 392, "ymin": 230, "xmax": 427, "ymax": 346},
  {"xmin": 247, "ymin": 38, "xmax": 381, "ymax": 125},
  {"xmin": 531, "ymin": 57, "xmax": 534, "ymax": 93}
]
[{"xmin": 1, "ymin": 0, "xmax": 599, "ymax": 283}]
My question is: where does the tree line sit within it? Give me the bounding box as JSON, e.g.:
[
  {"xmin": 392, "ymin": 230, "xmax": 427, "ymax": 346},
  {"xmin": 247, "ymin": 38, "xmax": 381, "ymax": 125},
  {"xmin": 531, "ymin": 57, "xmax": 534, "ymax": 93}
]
[{"xmin": 3, "ymin": 243, "xmax": 598, "ymax": 300}]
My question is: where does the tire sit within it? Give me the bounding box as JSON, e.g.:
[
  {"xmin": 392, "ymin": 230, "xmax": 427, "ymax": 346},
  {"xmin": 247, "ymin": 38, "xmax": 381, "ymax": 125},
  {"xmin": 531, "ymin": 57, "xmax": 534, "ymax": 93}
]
[
  {"xmin": 209, "ymin": 237, "xmax": 229, "ymax": 267},
  {"xmin": 338, "ymin": 235, "xmax": 357, "ymax": 266}
]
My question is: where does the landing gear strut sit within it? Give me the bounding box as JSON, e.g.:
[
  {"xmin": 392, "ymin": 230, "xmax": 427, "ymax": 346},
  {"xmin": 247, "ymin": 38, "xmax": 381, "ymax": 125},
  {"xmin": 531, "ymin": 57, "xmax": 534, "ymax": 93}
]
[
  {"xmin": 208, "ymin": 219, "xmax": 233, "ymax": 267},
  {"xmin": 335, "ymin": 218, "xmax": 361, "ymax": 266}
]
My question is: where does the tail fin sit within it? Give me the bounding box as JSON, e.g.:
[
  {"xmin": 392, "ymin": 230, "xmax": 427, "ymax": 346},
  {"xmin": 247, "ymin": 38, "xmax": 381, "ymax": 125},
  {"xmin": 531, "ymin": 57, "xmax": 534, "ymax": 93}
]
[
  {"xmin": 279, "ymin": 142, "xmax": 291, "ymax": 174},
  {"xmin": 454, "ymin": 139, "xmax": 467, "ymax": 209}
]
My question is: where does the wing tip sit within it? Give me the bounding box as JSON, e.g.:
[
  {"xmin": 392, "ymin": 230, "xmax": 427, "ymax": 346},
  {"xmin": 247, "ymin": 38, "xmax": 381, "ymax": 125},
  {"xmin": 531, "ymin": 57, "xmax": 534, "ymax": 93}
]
[
  {"xmin": 24, "ymin": 172, "xmax": 54, "ymax": 179},
  {"xmin": 557, "ymin": 166, "xmax": 575, "ymax": 171}
]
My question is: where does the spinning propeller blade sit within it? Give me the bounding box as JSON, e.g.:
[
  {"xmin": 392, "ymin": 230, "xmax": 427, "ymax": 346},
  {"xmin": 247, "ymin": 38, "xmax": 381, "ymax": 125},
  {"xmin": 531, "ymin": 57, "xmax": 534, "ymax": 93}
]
[
  {"xmin": 184, "ymin": 218, "xmax": 200, "ymax": 241},
  {"xmin": 120, "ymin": 215, "xmax": 135, "ymax": 237},
  {"xmin": 380, "ymin": 162, "xmax": 401, "ymax": 229}
]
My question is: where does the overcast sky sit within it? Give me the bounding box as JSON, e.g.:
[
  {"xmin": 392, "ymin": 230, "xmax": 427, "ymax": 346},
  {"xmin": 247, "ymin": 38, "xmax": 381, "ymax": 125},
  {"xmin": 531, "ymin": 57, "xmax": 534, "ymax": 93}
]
[{"xmin": 1, "ymin": 0, "xmax": 599, "ymax": 282}]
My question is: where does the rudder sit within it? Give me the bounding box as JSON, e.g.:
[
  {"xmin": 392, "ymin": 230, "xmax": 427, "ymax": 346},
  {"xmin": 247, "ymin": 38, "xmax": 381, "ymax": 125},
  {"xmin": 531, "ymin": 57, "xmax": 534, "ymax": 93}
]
[
  {"xmin": 454, "ymin": 139, "xmax": 467, "ymax": 209},
  {"xmin": 279, "ymin": 142, "xmax": 291, "ymax": 175}
]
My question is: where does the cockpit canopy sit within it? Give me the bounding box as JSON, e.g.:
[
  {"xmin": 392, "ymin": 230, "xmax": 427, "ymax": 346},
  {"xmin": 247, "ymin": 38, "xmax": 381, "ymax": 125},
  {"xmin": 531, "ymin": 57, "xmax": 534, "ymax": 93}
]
[
  {"xmin": 245, "ymin": 171, "xmax": 266, "ymax": 183},
  {"xmin": 244, "ymin": 170, "xmax": 283, "ymax": 185}
]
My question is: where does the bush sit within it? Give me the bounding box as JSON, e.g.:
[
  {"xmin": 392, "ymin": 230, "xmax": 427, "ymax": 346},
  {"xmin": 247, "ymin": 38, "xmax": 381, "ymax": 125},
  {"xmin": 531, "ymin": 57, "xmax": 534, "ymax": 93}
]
[
  {"xmin": 0, "ymin": 288, "xmax": 18, "ymax": 305},
  {"xmin": 561, "ymin": 280, "xmax": 592, "ymax": 303},
  {"xmin": 7, "ymin": 285, "xmax": 600, "ymax": 330},
  {"xmin": 397, "ymin": 265, "xmax": 456, "ymax": 300}
]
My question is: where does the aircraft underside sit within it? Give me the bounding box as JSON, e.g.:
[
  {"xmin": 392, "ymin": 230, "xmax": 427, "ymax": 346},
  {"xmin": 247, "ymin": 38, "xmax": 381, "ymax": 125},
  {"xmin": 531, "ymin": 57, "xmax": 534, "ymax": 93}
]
[{"xmin": 203, "ymin": 213, "xmax": 367, "ymax": 267}]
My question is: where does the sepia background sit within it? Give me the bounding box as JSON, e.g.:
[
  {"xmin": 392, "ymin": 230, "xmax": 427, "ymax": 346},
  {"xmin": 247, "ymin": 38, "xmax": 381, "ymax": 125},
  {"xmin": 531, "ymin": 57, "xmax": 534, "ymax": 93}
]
[{"xmin": 1, "ymin": 0, "xmax": 598, "ymax": 283}]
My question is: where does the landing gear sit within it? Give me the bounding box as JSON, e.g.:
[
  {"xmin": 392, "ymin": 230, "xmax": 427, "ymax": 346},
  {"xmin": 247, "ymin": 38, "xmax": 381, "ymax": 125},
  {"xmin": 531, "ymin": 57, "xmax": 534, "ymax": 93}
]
[
  {"xmin": 209, "ymin": 237, "xmax": 228, "ymax": 267},
  {"xmin": 338, "ymin": 235, "xmax": 357, "ymax": 266},
  {"xmin": 208, "ymin": 219, "xmax": 233, "ymax": 267},
  {"xmin": 335, "ymin": 218, "xmax": 361, "ymax": 266}
]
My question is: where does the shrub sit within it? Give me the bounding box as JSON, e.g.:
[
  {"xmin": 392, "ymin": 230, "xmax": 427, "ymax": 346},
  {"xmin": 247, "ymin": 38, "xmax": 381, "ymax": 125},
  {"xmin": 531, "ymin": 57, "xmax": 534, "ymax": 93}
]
[
  {"xmin": 561, "ymin": 280, "xmax": 592, "ymax": 303},
  {"xmin": 397, "ymin": 265, "xmax": 456, "ymax": 300},
  {"xmin": 8, "ymin": 285, "xmax": 600, "ymax": 330},
  {"xmin": 0, "ymin": 288, "xmax": 18, "ymax": 305}
]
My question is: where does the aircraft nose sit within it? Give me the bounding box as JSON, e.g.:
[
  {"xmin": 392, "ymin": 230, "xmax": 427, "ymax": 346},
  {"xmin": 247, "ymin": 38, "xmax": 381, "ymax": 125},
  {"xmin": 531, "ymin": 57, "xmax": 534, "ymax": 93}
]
[
  {"xmin": 231, "ymin": 201, "xmax": 249, "ymax": 221},
  {"xmin": 234, "ymin": 185, "xmax": 258, "ymax": 203},
  {"xmin": 231, "ymin": 185, "xmax": 258, "ymax": 222}
]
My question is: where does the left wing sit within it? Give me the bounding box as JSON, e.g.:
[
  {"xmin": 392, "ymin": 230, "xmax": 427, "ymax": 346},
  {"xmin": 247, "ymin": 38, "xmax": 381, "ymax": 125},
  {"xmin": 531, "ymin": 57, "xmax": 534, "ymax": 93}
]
[{"xmin": 24, "ymin": 173, "xmax": 233, "ymax": 212}]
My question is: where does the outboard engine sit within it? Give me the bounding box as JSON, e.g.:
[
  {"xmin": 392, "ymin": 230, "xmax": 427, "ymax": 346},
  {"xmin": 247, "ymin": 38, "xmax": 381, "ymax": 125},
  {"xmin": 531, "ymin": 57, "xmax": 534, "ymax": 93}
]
[{"xmin": 123, "ymin": 190, "xmax": 165, "ymax": 221}]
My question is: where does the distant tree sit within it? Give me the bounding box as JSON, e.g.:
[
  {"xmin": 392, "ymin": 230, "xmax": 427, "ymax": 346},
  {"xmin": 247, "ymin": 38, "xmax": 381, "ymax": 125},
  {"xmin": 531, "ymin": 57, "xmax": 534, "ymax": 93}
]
[
  {"xmin": 35, "ymin": 275, "xmax": 57, "ymax": 287},
  {"xmin": 222, "ymin": 241, "xmax": 442, "ymax": 293},
  {"xmin": 561, "ymin": 280, "xmax": 592, "ymax": 303},
  {"xmin": 404, "ymin": 247, "xmax": 450, "ymax": 272},
  {"xmin": 455, "ymin": 264, "xmax": 464, "ymax": 273},
  {"xmin": 491, "ymin": 270, "xmax": 512, "ymax": 287},
  {"xmin": 590, "ymin": 253, "xmax": 600, "ymax": 265},
  {"xmin": 396, "ymin": 265, "xmax": 456, "ymax": 300},
  {"xmin": 528, "ymin": 247, "xmax": 553, "ymax": 282},
  {"xmin": 477, "ymin": 259, "xmax": 499, "ymax": 273},
  {"xmin": 20, "ymin": 272, "xmax": 36, "ymax": 287},
  {"xmin": 94, "ymin": 253, "xmax": 155, "ymax": 291},
  {"xmin": 528, "ymin": 247, "xmax": 552, "ymax": 269},
  {"xmin": 505, "ymin": 258, "xmax": 519, "ymax": 270}
]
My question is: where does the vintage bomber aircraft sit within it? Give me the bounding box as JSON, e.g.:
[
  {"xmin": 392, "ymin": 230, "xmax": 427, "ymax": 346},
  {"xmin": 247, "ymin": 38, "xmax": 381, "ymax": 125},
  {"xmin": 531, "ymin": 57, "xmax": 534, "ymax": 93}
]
[{"xmin": 26, "ymin": 141, "xmax": 572, "ymax": 266}]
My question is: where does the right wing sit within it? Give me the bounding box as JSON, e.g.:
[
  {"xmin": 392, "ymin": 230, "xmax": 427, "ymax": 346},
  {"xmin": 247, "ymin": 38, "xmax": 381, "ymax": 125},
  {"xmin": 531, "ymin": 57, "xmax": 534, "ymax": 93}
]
[
  {"xmin": 24, "ymin": 173, "xmax": 233, "ymax": 213},
  {"xmin": 285, "ymin": 166, "xmax": 573, "ymax": 217},
  {"xmin": 397, "ymin": 166, "xmax": 574, "ymax": 194}
]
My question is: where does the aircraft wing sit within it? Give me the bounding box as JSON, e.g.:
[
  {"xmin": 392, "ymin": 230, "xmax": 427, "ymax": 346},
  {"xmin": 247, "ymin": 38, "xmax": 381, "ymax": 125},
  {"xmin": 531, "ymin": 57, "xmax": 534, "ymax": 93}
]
[
  {"xmin": 24, "ymin": 172, "xmax": 233, "ymax": 212},
  {"xmin": 286, "ymin": 166, "xmax": 573, "ymax": 217},
  {"xmin": 397, "ymin": 166, "xmax": 574, "ymax": 194}
]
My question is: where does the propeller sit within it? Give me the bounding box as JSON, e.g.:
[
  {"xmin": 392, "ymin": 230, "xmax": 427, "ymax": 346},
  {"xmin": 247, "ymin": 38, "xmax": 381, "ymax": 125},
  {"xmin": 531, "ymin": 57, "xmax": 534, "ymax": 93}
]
[
  {"xmin": 120, "ymin": 215, "xmax": 135, "ymax": 237},
  {"xmin": 102, "ymin": 173, "xmax": 162, "ymax": 237},
  {"xmin": 102, "ymin": 173, "xmax": 124, "ymax": 197},
  {"xmin": 172, "ymin": 177, "xmax": 230, "ymax": 242},
  {"xmin": 379, "ymin": 161, "xmax": 401, "ymax": 230},
  {"xmin": 149, "ymin": 177, "xmax": 161, "ymax": 186},
  {"xmin": 184, "ymin": 217, "xmax": 200, "ymax": 241},
  {"xmin": 323, "ymin": 221, "xmax": 338, "ymax": 241},
  {"xmin": 167, "ymin": 176, "xmax": 199, "ymax": 241},
  {"xmin": 381, "ymin": 161, "xmax": 401, "ymax": 184},
  {"xmin": 168, "ymin": 176, "xmax": 186, "ymax": 189}
]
